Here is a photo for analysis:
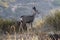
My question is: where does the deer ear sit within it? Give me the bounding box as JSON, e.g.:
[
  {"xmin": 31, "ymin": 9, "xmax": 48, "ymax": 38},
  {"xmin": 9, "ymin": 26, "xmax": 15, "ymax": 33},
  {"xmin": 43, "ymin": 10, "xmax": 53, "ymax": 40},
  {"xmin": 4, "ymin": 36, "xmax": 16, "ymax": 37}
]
[{"xmin": 33, "ymin": 6, "xmax": 36, "ymax": 10}]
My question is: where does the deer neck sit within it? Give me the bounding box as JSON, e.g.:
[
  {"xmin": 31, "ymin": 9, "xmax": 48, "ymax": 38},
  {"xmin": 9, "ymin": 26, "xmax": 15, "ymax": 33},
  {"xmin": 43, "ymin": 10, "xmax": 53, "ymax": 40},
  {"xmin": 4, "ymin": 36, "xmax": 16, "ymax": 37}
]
[{"xmin": 32, "ymin": 13, "xmax": 36, "ymax": 17}]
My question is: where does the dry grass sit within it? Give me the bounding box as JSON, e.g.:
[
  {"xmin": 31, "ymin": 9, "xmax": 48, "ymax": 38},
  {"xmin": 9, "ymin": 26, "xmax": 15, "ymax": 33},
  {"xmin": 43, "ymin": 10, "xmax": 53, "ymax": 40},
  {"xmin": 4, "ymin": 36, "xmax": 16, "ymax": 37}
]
[{"xmin": 0, "ymin": 31, "xmax": 53, "ymax": 40}]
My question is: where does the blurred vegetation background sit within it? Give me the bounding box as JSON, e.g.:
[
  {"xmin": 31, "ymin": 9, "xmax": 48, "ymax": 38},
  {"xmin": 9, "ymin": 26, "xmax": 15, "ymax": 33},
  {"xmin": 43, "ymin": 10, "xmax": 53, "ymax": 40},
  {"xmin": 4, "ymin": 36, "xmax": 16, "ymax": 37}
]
[{"xmin": 0, "ymin": 0, "xmax": 16, "ymax": 8}]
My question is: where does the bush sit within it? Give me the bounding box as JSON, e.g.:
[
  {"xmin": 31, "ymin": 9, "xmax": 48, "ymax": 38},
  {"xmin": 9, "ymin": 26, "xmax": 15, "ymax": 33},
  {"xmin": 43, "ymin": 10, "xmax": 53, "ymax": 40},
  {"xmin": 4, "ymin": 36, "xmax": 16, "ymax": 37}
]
[
  {"xmin": 0, "ymin": 18, "xmax": 16, "ymax": 33},
  {"xmin": 45, "ymin": 10, "xmax": 60, "ymax": 31}
]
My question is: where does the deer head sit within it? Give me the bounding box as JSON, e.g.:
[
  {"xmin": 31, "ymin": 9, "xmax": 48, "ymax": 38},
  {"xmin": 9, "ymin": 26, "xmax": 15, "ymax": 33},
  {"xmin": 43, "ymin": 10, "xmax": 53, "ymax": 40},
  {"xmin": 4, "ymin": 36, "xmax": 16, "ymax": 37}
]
[{"xmin": 32, "ymin": 6, "xmax": 40, "ymax": 16}]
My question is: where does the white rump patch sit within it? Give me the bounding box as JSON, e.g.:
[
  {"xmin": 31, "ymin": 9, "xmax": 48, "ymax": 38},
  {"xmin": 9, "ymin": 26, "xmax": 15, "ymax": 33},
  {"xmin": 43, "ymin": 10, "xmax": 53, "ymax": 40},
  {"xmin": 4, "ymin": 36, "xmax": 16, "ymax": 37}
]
[{"xmin": 19, "ymin": 18, "xmax": 23, "ymax": 21}]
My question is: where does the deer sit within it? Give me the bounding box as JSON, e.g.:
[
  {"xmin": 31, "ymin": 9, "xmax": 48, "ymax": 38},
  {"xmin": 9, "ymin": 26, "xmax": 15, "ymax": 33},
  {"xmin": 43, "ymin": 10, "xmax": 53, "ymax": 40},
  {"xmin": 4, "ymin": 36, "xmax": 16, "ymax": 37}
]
[{"xmin": 19, "ymin": 6, "xmax": 40, "ymax": 32}]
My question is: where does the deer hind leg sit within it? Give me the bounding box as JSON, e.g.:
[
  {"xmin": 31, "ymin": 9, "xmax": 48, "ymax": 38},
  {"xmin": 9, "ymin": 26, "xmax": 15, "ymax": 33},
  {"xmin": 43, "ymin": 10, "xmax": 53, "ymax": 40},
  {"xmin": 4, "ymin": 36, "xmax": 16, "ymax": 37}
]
[
  {"xmin": 31, "ymin": 22, "xmax": 32, "ymax": 28},
  {"xmin": 22, "ymin": 21, "xmax": 27, "ymax": 32},
  {"xmin": 22, "ymin": 23, "xmax": 27, "ymax": 32},
  {"xmin": 19, "ymin": 22, "xmax": 23, "ymax": 33}
]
